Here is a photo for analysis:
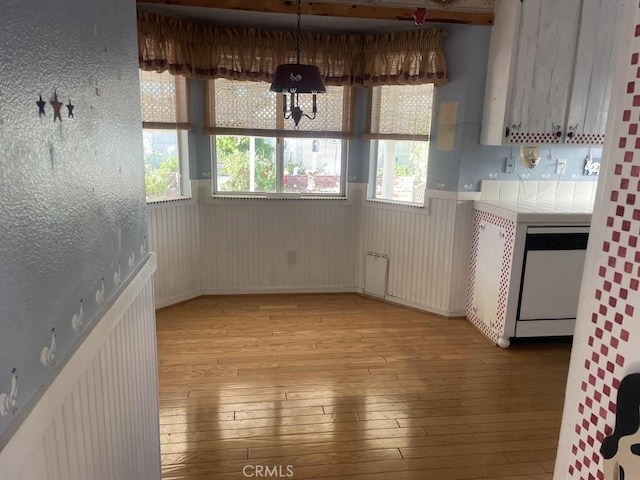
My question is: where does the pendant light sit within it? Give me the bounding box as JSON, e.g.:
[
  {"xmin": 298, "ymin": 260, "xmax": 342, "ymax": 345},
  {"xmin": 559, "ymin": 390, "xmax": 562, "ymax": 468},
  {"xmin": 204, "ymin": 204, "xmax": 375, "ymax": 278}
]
[{"xmin": 269, "ymin": 0, "xmax": 326, "ymax": 128}]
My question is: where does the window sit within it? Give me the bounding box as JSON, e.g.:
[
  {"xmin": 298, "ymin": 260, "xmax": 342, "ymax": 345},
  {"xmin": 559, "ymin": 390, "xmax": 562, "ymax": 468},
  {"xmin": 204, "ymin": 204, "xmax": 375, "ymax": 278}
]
[
  {"xmin": 367, "ymin": 84, "xmax": 434, "ymax": 205},
  {"xmin": 139, "ymin": 70, "xmax": 191, "ymax": 202},
  {"xmin": 206, "ymin": 79, "xmax": 351, "ymax": 196}
]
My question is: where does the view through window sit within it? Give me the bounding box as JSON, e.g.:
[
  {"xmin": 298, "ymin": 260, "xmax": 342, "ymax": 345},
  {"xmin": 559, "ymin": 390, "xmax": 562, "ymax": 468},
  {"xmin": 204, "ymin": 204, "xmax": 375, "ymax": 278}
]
[
  {"xmin": 139, "ymin": 70, "xmax": 191, "ymax": 201},
  {"xmin": 208, "ymin": 79, "xmax": 349, "ymax": 196},
  {"xmin": 142, "ymin": 129, "xmax": 181, "ymax": 200},
  {"xmin": 369, "ymin": 84, "xmax": 434, "ymax": 205}
]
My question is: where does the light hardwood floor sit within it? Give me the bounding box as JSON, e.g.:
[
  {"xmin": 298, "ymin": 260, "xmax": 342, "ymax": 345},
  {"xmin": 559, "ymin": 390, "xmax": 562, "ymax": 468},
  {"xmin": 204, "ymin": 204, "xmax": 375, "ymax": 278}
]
[{"xmin": 156, "ymin": 294, "xmax": 571, "ymax": 480}]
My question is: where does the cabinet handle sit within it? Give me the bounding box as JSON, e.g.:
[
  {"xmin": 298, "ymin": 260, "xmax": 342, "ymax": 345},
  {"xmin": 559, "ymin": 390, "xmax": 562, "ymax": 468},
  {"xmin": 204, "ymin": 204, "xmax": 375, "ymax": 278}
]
[
  {"xmin": 567, "ymin": 131, "xmax": 574, "ymax": 139},
  {"xmin": 506, "ymin": 122, "xmax": 523, "ymax": 138},
  {"xmin": 552, "ymin": 123, "xmax": 563, "ymax": 138}
]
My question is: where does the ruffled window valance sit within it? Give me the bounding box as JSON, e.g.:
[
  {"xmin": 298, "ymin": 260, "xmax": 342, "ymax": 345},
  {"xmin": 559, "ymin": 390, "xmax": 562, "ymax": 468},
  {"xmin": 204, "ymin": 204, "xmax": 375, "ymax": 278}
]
[{"xmin": 137, "ymin": 10, "xmax": 448, "ymax": 87}]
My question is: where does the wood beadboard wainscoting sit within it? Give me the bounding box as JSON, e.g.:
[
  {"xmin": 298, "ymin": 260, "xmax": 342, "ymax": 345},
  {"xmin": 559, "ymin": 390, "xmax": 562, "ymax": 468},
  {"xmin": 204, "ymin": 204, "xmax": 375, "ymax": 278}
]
[
  {"xmin": 199, "ymin": 200, "xmax": 357, "ymax": 294},
  {"xmin": 157, "ymin": 293, "xmax": 570, "ymax": 480},
  {"xmin": 148, "ymin": 200, "xmax": 201, "ymax": 309},
  {"xmin": 356, "ymin": 197, "xmax": 474, "ymax": 316},
  {"xmin": 148, "ymin": 189, "xmax": 473, "ymax": 317},
  {"xmin": 0, "ymin": 256, "xmax": 161, "ymax": 480}
]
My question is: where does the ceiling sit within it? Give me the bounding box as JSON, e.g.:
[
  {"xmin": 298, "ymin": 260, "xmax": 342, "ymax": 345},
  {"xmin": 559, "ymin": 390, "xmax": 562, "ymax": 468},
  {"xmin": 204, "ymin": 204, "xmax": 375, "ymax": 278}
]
[
  {"xmin": 137, "ymin": 4, "xmax": 426, "ymax": 32},
  {"xmin": 136, "ymin": 0, "xmax": 495, "ymax": 31}
]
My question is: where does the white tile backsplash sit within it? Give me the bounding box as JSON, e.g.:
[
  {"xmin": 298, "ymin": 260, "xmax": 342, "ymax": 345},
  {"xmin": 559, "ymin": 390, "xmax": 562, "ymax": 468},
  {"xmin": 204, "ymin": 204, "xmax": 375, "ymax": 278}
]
[
  {"xmin": 574, "ymin": 182, "xmax": 595, "ymax": 204},
  {"xmin": 555, "ymin": 182, "xmax": 576, "ymax": 204},
  {"xmin": 518, "ymin": 181, "xmax": 538, "ymax": 202},
  {"xmin": 481, "ymin": 180, "xmax": 597, "ymax": 207},
  {"xmin": 499, "ymin": 181, "xmax": 520, "ymax": 202},
  {"xmin": 481, "ymin": 180, "xmax": 500, "ymax": 202},
  {"xmin": 536, "ymin": 181, "xmax": 558, "ymax": 203}
]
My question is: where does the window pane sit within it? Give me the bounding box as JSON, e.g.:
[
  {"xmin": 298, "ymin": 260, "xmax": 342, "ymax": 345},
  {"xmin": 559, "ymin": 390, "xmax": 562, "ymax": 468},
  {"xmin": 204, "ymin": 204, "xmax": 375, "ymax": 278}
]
[
  {"xmin": 374, "ymin": 140, "xmax": 428, "ymax": 204},
  {"xmin": 283, "ymin": 138, "xmax": 343, "ymax": 194},
  {"xmin": 215, "ymin": 136, "xmax": 277, "ymax": 193},
  {"xmin": 143, "ymin": 129, "xmax": 182, "ymax": 201}
]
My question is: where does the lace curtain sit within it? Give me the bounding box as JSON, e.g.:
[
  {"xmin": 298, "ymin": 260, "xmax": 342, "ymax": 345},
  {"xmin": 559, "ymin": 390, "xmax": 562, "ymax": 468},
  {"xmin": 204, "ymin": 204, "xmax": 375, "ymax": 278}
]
[{"xmin": 137, "ymin": 10, "xmax": 448, "ymax": 87}]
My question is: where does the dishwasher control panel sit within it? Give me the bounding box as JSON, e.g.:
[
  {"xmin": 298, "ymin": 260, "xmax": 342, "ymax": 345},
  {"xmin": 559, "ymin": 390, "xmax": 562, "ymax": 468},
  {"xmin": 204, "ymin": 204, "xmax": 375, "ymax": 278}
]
[{"xmin": 525, "ymin": 231, "xmax": 589, "ymax": 250}]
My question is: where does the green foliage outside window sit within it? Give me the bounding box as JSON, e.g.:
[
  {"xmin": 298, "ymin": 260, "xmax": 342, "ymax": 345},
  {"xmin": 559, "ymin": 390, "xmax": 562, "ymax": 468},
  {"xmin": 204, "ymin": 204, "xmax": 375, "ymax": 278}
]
[
  {"xmin": 216, "ymin": 136, "xmax": 276, "ymax": 192},
  {"xmin": 145, "ymin": 155, "xmax": 179, "ymax": 196},
  {"xmin": 377, "ymin": 143, "xmax": 428, "ymax": 179}
]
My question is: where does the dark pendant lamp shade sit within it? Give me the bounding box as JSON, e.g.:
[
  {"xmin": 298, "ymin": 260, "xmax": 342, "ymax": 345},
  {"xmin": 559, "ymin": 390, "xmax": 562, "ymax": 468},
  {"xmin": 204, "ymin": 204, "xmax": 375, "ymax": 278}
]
[
  {"xmin": 269, "ymin": 0, "xmax": 326, "ymax": 127},
  {"xmin": 270, "ymin": 64, "xmax": 327, "ymax": 94}
]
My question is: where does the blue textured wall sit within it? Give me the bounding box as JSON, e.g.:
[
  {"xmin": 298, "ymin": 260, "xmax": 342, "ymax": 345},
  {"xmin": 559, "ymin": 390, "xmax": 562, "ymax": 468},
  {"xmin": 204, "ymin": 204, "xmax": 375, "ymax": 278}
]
[{"xmin": 0, "ymin": 0, "xmax": 146, "ymax": 439}]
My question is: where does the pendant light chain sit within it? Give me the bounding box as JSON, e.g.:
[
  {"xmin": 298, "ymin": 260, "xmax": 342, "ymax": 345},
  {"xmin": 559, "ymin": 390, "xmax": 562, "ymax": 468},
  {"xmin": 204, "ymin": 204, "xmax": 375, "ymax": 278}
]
[
  {"xmin": 295, "ymin": 0, "xmax": 302, "ymax": 64},
  {"xmin": 269, "ymin": 0, "xmax": 326, "ymax": 127}
]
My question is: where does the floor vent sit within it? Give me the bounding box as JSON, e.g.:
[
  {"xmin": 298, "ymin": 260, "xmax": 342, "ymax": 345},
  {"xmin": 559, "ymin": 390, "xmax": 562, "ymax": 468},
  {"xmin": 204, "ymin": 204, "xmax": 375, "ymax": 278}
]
[{"xmin": 364, "ymin": 252, "xmax": 388, "ymax": 298}]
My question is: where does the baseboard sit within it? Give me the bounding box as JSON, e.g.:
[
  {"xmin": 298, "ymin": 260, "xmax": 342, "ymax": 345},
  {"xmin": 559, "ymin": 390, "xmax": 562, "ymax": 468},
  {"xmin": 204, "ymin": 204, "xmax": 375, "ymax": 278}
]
[
  {"xmin": 355, "ymin": 286, "xmax": 465, "ymax": 318},
  {"xmin": 155, "ymin": 288, "xmax": 359, "ymax": 310},
  {"xmin": 200, "ymin": 287, "xmax": 357, "ymax": 295},
  {"xmin": 386, "ymin": 295, "xmax": 465, "ymax": 318},
  {"xmin": 155, "ymin": 291, "xmax": 201, "ymax": 309},
  {"xmin": 354, "ymin": 290, "xmax": 463, "ymax": 318},
  {"xmin": 155, "ymin": 287, "xmax": 465, "ymax": 318}
]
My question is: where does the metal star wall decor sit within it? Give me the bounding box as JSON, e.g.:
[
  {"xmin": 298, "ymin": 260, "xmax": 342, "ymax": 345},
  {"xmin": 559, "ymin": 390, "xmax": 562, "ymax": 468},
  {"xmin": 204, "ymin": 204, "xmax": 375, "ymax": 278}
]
[
  {"xmin": 50, "ymin": 91, "xmax": 63, "ymax": 122},
  {"xmin": 36, "ymin": 95, "xmax": 46, "ymax": 117},
  {"xmin": 67, "ymin": 100, "xmax": 74, "ymax": 118}
]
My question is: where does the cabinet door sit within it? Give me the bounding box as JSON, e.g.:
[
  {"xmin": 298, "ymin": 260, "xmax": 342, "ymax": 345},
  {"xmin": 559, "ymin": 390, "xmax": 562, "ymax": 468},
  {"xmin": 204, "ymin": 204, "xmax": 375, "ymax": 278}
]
[
  {"xmin": 565, "ymin": 0, "xmax": 621, "ymax": 145},
  {"xmin": 506, "ymin": 0, "xmax": 581, "ymax": 144},
  {"xmin": 470, "ymin": 221, "xmax": 506, "ymax": 333}
]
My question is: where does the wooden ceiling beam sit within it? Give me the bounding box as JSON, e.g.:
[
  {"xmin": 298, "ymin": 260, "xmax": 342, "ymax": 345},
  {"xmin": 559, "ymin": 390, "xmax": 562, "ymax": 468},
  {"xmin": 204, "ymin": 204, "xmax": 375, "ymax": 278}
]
[{"xmin": 136, "ymin": 0, "xmax": 494, "ymax": 25}]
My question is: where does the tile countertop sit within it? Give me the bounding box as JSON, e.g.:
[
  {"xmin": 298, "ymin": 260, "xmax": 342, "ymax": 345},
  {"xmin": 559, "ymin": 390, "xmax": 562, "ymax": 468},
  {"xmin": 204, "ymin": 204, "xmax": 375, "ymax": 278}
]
[{"xmin": 474, "ymin": 200, "xmax": 594, "ymax": 224}]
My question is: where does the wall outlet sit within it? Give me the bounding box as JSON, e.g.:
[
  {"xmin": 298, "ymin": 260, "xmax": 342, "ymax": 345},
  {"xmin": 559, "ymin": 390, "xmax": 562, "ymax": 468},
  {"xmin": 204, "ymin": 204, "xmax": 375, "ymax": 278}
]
[
  {"xmin": 504, "ymin": 157, "xmax": 515, "ymax": 174},
  {"xmin": 556, "ymin": 159, "xmax": 567, "ymax": 175}
]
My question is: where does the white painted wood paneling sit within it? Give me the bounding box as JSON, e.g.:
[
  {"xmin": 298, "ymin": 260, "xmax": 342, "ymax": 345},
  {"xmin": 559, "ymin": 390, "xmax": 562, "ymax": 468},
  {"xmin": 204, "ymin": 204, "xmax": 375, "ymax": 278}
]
[
  {"xmin": 147, "ymin": 190, "xmax": 473, "ymax": 315},
  {"xmin": 483, "ymin": 0, "xmax": 618, "ymax": 145},
  {"xmin": 510, "ymin": 0, "xmax": 581, "ymax": 135},
  {"xmin": 200, "ymin": 200, "xmax": 357, "ymax": 293},
  {"xmin": 356, "ymin": 194, "xmax": 472, "ymax": 316},
  {"xmin": 148, "ymin": 201, "xmax": 200, "ymax": 307},
  {"xmin": 566, "ymin": 0, "xmax": 621, "ymax": 138},
  {"xmin": 480, "ymin": 0, "xmax": 521, "ymax": 145},
  {"xmin": 0, "ymin": 256, "xmax": 160, "ymax": 480}
]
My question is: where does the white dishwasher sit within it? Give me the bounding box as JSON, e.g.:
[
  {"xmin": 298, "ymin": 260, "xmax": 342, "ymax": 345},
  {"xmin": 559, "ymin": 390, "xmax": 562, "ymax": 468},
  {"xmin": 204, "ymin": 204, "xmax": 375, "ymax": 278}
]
[{"xmin": 515, "ymin": 226, "xmax": 589, "ymax": 337}]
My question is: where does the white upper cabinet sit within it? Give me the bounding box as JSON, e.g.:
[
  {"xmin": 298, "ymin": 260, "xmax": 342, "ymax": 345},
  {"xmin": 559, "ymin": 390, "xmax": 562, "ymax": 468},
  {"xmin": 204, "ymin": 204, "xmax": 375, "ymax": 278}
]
[
  {"xmin": 481, "ymin": 0, "xmax": 621, "ymax": 146},
  {"xmin": 564, "ymin": 0, "xmax": 620, "ymax": 145},
  {"xmin": 508, "ymin": 0, "xmax": 581, "ymax": 143}
]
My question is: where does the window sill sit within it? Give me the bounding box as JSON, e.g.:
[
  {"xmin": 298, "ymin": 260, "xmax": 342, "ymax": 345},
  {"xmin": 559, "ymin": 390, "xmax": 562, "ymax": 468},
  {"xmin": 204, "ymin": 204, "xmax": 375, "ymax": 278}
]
[
  {"xmin": 146, "ymin": 196, "xmax": 194, "ymax": 206},
  {"xmin": 366, "ymin": 198, "xmax": 425, "ymax": 209},
  {"xmin": 206, "ymin": 194, "xmax": 350, "ymax": 206},
  {"xmin": 363, "ymin": 197, "xmax": 431, "ymax": 215}
]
